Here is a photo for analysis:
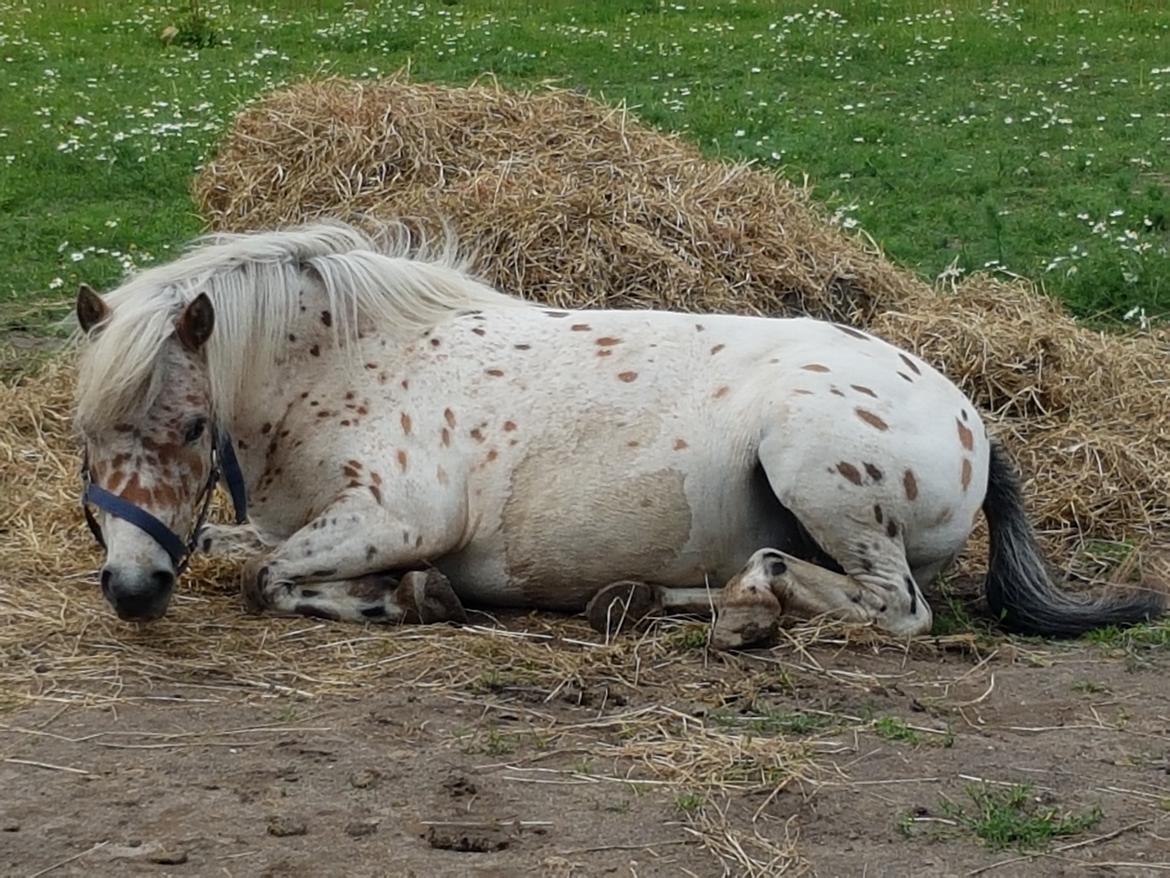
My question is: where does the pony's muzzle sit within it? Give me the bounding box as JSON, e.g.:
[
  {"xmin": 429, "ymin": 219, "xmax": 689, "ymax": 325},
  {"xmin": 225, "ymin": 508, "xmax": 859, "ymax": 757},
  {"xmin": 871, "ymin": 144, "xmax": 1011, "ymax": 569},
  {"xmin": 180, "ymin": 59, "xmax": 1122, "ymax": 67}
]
[{"xmin": 100, "ymin": 564, "xmax": 175, "ymax": 622}]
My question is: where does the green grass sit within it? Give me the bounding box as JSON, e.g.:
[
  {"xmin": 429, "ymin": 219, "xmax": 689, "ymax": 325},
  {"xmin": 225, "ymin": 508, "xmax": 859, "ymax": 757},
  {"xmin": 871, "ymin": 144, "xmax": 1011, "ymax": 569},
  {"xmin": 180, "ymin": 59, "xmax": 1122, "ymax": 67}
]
[
  {"xmin": 1082, "ymin": 619, "xmax": 1170, "ymax": 651},
  {"xmin": 2, "ymin": 0, "xmax": 1168, "ymax": 329},
  {"xmin": 710, "ymin": 707, "xmax": 831, "ymax": 736},
  {"xmin": 872, "ymin": 715, "xmax": 921, "ymax": 744},
  {"xmin": 943, "ymin": 784, "xmax": 1103, "ymax": 850}
]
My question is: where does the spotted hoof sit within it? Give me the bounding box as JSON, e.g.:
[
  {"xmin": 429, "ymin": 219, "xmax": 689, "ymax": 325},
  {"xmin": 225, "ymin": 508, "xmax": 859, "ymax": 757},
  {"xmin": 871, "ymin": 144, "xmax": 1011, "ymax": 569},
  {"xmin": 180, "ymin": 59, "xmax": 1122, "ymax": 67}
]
[
  {"xmin": 586, "ymin": 581, "xmax": 665, "ymax": 637},
  {"xmin": 403, "ymin": 569, "xmax": 468, "ymax": 625}
]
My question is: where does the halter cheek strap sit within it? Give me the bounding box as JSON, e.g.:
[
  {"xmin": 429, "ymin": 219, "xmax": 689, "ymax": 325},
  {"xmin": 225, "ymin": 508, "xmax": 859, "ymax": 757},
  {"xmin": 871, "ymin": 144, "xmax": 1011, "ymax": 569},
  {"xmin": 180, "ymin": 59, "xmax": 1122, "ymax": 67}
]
[
  {"xmin": 218, "ymin": 434, "xmax": 248, "ymax": 523},
  {"xmin": 82, "ymin": 429, "xmax": 248, "ymax": 574}
]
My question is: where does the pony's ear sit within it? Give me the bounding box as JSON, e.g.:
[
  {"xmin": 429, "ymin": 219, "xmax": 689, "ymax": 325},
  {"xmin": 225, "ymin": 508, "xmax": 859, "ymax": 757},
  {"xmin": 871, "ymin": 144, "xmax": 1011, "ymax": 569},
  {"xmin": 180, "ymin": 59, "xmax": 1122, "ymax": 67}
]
[
  {"xmin": 175, "ymin": 293, "xmax": 215, "ymax": 352},
  {"xmin": 76, "ymin": 283, "xmax": 110, "ymax": 334}
]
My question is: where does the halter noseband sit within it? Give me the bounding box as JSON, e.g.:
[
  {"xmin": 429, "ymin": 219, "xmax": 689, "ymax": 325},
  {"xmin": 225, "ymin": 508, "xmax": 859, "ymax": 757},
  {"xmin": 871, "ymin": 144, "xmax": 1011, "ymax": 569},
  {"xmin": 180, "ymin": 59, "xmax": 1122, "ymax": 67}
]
[{"xmin": 81, "ymin": 428, "xmax": 248, "ymax": 574}]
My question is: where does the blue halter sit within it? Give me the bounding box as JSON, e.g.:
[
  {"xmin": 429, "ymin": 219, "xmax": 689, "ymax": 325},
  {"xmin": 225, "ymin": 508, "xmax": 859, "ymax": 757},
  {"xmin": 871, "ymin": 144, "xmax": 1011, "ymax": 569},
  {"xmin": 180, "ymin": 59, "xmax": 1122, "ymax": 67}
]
[{"xmin": 81, "ymin": 428, "xmax": 248, "ymax": 574}]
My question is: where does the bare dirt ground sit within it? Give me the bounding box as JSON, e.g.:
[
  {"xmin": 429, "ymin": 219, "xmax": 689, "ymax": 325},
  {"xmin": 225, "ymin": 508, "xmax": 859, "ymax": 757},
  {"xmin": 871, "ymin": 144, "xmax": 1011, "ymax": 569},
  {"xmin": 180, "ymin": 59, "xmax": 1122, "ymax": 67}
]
[{"xmin": 3, "ymin": 604, "xmax": 1168, "ymax": 878}]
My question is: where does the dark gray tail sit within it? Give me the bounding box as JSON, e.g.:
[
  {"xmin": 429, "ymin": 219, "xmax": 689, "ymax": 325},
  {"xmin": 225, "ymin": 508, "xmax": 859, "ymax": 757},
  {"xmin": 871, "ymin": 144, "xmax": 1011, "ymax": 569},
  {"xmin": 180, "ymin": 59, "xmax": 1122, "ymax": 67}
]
[{"xmin": 983, "ymin": 441, "xmax": 1164, "ymax": 637}]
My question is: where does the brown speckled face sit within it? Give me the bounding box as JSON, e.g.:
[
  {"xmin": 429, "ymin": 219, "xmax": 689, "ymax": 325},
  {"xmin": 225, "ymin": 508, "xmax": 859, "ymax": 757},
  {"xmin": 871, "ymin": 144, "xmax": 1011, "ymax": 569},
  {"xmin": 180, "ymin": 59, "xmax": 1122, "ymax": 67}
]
[{"xmin": 82, "ymin": 318, "xmax": 217, "ymax": 622}]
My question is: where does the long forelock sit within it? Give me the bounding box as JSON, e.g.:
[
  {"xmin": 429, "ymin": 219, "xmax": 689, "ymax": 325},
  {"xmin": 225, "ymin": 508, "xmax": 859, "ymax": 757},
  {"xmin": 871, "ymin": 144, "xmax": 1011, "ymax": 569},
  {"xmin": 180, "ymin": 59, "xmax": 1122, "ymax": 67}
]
[{"xmin": 74, "ymin": 220, "xmax": 526, "ymax": 432}]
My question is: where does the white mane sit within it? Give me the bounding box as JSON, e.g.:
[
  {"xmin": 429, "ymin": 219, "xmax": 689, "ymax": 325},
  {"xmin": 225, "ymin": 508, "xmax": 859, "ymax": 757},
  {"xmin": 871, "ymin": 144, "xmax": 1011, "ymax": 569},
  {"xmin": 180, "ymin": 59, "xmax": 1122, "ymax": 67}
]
[{"xmin": 75, "ymin": 221, "xmax": 527, "ymax": 432}]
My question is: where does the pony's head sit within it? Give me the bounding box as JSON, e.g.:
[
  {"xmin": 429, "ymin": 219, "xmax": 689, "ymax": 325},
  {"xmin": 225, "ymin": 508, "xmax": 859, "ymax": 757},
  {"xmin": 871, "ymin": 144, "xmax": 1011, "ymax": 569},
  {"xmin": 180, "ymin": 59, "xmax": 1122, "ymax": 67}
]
[{"xmin": 75, "ymin": 283, "xmax": 220, "ymax": 621}]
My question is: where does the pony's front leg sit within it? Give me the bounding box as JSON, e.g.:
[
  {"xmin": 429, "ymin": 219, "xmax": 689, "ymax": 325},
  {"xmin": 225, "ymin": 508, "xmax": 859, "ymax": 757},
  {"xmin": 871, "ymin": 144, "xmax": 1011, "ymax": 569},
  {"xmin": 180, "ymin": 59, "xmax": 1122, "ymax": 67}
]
[
  {"xmin": 245, "ymin": 568, "xmax": 467, "ymax": 624},
  {"xmin": 241, "ymin": 491, "xmax": 467, "ymax": 625},
  {"xmin": 198, "ymin": 522, "xmax": 273, "ymax": 558}
]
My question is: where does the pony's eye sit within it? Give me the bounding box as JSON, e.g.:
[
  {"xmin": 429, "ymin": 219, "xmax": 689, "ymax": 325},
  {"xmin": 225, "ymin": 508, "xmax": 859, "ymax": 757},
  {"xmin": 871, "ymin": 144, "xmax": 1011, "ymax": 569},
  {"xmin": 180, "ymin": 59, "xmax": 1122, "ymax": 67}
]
[{"xmin": 183, "ymin": 418, "xmax": 207, "ymax": 444}]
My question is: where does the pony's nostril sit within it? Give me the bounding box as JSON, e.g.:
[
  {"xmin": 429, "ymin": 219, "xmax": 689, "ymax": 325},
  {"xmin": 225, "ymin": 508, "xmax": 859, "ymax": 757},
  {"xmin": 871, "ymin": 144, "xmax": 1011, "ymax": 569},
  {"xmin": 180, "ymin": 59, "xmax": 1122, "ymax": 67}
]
[{"xmin": 150, "ymin": 569, "xmax": 176, "ymax": 593}]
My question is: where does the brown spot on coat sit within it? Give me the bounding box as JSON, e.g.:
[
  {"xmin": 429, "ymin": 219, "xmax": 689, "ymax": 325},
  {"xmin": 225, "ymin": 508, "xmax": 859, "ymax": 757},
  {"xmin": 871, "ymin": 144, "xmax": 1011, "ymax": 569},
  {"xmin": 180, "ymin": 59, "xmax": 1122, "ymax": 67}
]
[
  {"xmin": 596, "ymin": 337, "xmax": 621, "ymax": 347},
  {"xmin": 309, "ymin": 344, "xmax": 320, "ymax": 357},
  {"xmin": 486, "ymin": 449, "xmax": 498, "ymax": 463},
  {"xmin": 957, "ymin": 418, "xmax": 974, "ymax": 451},
  {"xmin": 441, "ymin": 428, "xmax": 451, "ymax": 447},
  {"xmin": 444, "ymin": 408, "xmax": 456, "ymax": 428},
  {"xmin": 429, "ymin": 338, "xmax": 441, "ymax": 348},
  {"xmin": 837, "ymin": 462, "xmax": 862, "ymax": 485},
  {"xmin": 855, "ymin": 408, "xmax": 889, "ymax": 431},
  {"xmin": 485, "ymin": 368, "xmax": 504, "ymax": 377},
  {"xmin": 596, "ymin": 349, "xmax": 612, "ymax": 358},
  {"xmin": 618, "ymin": 371, "xmax": 638, "ymax": 383},
  {"xmin": 544, "ymin": 310, "xmax": 569, "ymax": 318},
  {"xmin": 961, "ymin": 458, "xmax": 973, "ymax": 491},
  {"xmin": 472, "ymin": 327, "xmax": 486, "ymax": 336},
  {"xmin": 714, "ymin": 385, "xmax": 729, "ymax": 398},
  {"xmin": 571, "ymin": 323, "xmax": 591, "ymax": 331},
  {"xmin": 899, "ymin": 353, "xmax": 922, "ymax": 375},
  {"xmin": 903, "ymin": 469, "xmax": 919, "ymax": 501},
  {"xmin": 397, "ymin": 450, "xmax": 408, "ymax": 472},
  {"xmin": 695, "ymin": 323, "xmax": 705, "ymax": 332},
  {"xmin": 673, "ymin": 439, "xmax": 689, "ymax": 451},
  {"xmin": 792, "ymin": 389, "xmax": 813, "ymax": 396},
  {"xmin": 503, "ymin": 420, "xmax": 517, "ymax": 432},
  {"xmin": 886, "ymin": 518, "xmax": 899, "ymax": 539},
  {"xmin": 873, "ymin": 504, "xmax": 884, "ymax": 524},
  {"xmin": 801, "ymin": 363, "xmax": 831, "ymax": 373},
  {"xmin": 436, "ymin": 465, "xmax": 448, "ymax": 485},
  {"xmin": 710, "ymin": 344, "xmax": 725, "ymax": 355},
  {"xmin": 470, "ymin": 428, "xmax": 485, "ymax": 443},
  {"xmin": 369, "ymin": 485, "xmax": 382, "ymax": 505},
  {"xmin": 851, "ymin": 385, "xmax": 877, "ymax": 398},
  {"xmin": 320, "ymin": 310, "xmax": 332, "ymax": 328},
  {"xmin": 514, "ymin": 343, "xmax": 531, "ymax": 351},
  {"xmin": 864, "ymin": 463, "xmax": 883, "ymax": 482},
  {"xmin": 400, "ymin": 412, "xmax": 412, "ymax": 435}
]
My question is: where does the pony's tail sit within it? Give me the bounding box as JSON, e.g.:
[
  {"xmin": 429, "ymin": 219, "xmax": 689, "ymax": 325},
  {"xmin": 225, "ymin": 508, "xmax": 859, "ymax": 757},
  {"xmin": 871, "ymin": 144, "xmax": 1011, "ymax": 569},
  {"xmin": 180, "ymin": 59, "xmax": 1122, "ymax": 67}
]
[{"xmin": 982, "ymin": 441, "xmax": 1164, "ymax": 637}]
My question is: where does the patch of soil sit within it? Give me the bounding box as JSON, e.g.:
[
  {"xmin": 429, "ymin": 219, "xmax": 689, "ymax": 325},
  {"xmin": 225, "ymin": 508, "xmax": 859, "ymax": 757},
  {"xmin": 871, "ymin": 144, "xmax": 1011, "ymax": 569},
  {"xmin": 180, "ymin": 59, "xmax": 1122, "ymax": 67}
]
[{"xmin": 1, "ymin": 632, "xmax": 1168, "ymax": 876}]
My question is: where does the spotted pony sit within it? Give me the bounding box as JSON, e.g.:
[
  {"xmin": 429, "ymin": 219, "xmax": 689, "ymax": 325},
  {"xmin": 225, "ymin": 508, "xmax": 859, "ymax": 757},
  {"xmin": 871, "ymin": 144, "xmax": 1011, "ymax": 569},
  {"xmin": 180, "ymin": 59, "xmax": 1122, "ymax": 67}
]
[{"xmin": 73, "ymin": 222, "xmax": 1163, "ymax": 644}]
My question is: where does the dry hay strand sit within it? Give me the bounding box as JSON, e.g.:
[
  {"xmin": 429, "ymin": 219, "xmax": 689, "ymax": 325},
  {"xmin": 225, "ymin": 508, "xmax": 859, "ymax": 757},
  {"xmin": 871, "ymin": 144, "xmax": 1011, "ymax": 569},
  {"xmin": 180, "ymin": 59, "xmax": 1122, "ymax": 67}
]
[
  {"xmin": 683, "ymin": 799, "xmax": 805, "ymax": 876},
  {"xmin": 194, "ymin": 74, "xmax": 1170, "ymax": 574}
]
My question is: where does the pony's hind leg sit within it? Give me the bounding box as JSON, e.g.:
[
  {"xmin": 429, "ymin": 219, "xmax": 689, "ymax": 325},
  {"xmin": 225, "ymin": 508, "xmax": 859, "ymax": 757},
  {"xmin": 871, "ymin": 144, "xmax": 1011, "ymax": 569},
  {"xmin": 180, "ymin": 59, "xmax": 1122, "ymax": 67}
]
[
  {"xmin": 711, "ymin": 549, "xmax": 920, "ymax": 648},
  {"xmin": 586, "ymin": 582, "xmax": 717, "ymax": 636},
  {"xmin": 723, "ymin": 435, "xmax": 936, "ymax": 644}
]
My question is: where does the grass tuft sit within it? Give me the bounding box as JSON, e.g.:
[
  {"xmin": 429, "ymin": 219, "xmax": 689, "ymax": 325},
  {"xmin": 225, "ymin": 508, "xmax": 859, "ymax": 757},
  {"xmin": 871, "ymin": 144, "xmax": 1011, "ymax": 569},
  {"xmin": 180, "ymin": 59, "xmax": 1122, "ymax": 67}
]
[{"xmin": 945, "ymin": 784, "xmax": 1103, "ymax": 850}]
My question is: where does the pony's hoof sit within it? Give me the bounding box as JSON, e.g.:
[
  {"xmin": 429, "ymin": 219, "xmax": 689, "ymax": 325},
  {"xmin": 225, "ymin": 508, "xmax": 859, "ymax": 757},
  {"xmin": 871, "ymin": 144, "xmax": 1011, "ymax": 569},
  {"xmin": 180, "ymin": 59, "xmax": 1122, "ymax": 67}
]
[
  {"xmin": 241, "ymin": 560, "xmax": 271, "ymax": 614},
  {"xmin": 405, "ymin": 569, "xmax": 468, "ymax": 625},
  {"xmin": 587, "ymin": 581, "xmax": 664, "ymax": 637},
  {"xmin": 710, "ymin": 605, "xmax": 779, "ymax": 651}
]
